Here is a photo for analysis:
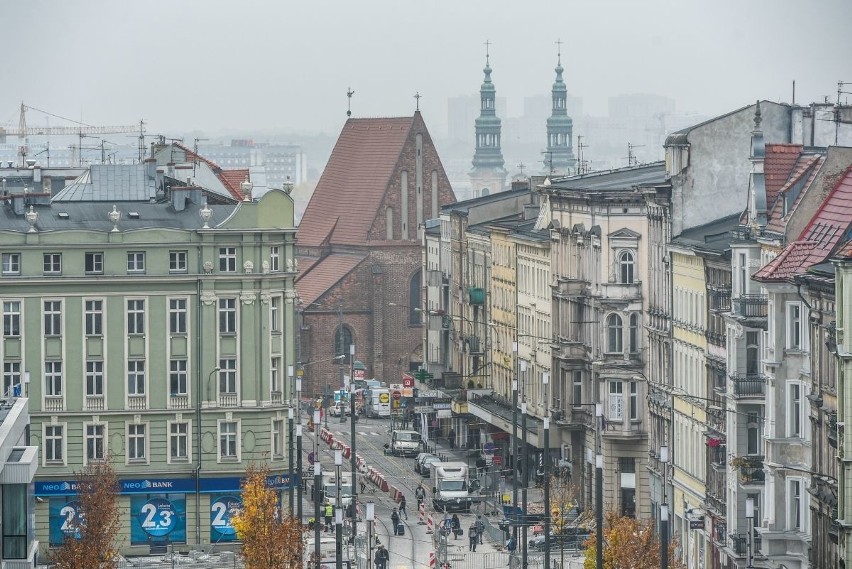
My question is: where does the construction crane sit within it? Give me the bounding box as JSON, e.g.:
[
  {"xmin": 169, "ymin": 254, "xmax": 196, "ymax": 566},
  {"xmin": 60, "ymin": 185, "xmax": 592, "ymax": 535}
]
[{"xmin": 0, "ymin": 102, "xmax": 141, "ymax": 166}]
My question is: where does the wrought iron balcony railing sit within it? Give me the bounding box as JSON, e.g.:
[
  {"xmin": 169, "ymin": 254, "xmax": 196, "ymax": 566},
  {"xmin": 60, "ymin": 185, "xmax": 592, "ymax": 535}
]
[{"xmin": 732, "ymin": 295, "xmax": 768, "ymax": 318}]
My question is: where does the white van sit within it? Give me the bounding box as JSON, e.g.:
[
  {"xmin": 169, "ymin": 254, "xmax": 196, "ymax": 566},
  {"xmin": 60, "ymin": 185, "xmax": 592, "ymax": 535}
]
[{"xmin": 390, "ymin": 430, "xmax": 421, "ymax": 457}]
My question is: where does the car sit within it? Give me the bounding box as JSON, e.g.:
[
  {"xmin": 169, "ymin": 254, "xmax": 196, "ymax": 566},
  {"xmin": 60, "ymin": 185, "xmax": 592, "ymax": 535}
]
[
  {"xmin": 528, "ymin": 527, "xmax": 590, "ymax": 551},
  {"xmin": 329, "ymin": 402, "xmax": 351, "ymax": 417},
  {"xmin": 414, "ymin": 453, "xmax": 437, "ymax": 474},
  {"xmin": 418, "ymin": 456, "xmax": 442, "ymax": 477}
]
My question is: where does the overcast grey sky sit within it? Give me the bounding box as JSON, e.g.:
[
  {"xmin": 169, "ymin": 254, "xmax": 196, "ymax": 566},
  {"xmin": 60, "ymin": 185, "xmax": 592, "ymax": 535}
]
[{"xmin": 2, "ymin": 0, "xmax": 850, "ymax": 138}]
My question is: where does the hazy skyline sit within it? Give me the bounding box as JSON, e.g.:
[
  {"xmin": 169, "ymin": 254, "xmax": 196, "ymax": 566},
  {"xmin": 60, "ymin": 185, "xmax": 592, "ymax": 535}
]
[{"xmin": 2, "ymin": 0, "xmax": 850, "ymax": 140}]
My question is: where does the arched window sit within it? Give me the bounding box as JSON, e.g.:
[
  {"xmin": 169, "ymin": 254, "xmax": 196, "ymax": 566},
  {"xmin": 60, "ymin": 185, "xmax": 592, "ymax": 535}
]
[
  {"xmin": 619, "ymin": 251, "xmax": 635, "ymax": 284},
  {"xmin": 409, "ymin": 270, "xmax": 422, "ymax": 325},
  {"xmin": 334, "ymin": 326, "xmax": 353, "ymax": 362},
  {"xmin": 607, "ymin": 314, "xmax": 623, "ymax": 353},
  {"xmin": 629, "ymin": 313, "xmax": 640, "ymax": 353}
]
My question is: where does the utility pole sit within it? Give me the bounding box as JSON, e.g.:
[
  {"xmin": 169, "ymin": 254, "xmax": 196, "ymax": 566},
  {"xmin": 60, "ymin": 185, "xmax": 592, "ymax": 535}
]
[
  {"xmin": 595, "ymin": 404, "xmax": 604, "ymax": 569},
  {"xmin": 335, "ymin": 449, "xmax": 343, "ymax": 569},
  {"xmin": 313, "ymin": 409, "xmax": 322, "ymax": 569},
  {"xmin": 349, "ymin": 343, "xmax": 358, "ymax": 545},
  {"xmin": 296, "ymin": 371, "xmax": 304, "ymax": 522},
  {"xmin": 543, "ymin": 372, "xmax": 551, "ymax": 569},
  {"xmin": 660, "ymin": 445, "xmax": 669, "ymax": 569}
]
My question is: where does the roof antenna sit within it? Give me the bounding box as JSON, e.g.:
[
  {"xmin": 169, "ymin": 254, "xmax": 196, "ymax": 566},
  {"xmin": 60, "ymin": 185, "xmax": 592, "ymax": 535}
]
[
  {"xmin": 346, "ymin": 87, "xmax": 355, "ymax": 118},
  {"xmin": 414, "ymin": 91, "xmax": 422, "ymax": 112}
]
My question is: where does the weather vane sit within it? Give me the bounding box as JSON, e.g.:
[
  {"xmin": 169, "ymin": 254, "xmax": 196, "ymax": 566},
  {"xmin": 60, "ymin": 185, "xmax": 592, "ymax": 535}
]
[
  {"xmin": 414, "ymin": 92, "xmax": 422, "ymax": 112},
  {"xmin": 346, "ymin": 87, "xmax": 355, "ymax": 117}
]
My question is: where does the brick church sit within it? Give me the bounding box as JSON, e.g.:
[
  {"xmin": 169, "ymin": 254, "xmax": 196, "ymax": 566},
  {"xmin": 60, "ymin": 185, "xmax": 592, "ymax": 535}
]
[{"xmin": 295, "ymin": 111, "xmax": 456, "ymax": 399}]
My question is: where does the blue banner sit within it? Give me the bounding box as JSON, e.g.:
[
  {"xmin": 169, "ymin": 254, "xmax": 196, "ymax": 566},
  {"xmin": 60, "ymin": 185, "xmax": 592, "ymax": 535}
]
[
  {"xmin": 210, "ymin": 495, "xmax": 242, "ymax": 543},
  {"xmin": 130, "ymin": 496, "xmax": 186, "ymax": 545},
  {"xmin": 36, "ymin": 474, "xmax": 299, "ymax": 496},
  {"xmin": 49, "ymin": 499, "xmax": 82, "ymax": 546}
]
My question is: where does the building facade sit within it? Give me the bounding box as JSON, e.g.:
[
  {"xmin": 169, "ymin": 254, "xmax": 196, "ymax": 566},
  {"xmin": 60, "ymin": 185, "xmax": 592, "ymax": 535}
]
[{"xmin": 0, "ymin": 397, "xmax": 39, "ymax": 568}]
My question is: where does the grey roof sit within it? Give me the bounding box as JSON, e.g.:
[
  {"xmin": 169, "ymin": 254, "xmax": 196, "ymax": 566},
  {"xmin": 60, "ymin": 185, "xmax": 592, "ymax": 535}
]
[
  {"xmin": 664, "ymin": 100, "xmax": 786, "ymax": 146},
  {"xmin": 0, "ymin": 200, "xmax": 237, "ymax": 233},
  {"xmin": 53, "ymin": 164, "xmax": 156, "ymax": 202},
  {"xmin": 546, "ymin": 162, "xmax": 666, "ymax": 192},
  {"xmin": 442, "ymin": 187, "xmax": 531, "ymax": 215},
  {"xmin": 671, "ymin": 214, "xmax": 741, "ymax": 254}
]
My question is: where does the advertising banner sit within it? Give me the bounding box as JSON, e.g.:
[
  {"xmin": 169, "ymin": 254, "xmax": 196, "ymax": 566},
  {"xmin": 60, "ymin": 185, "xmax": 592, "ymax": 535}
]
[
  {"xmin": 130, "ymin": 495, "xmax": 186, "ymax": 545},
  {"xmin": 49, "ymin": 499, "xmax": 82, "ymax": 546},
  {"xmin": 210, "ymin": 495, "xmax": 242, "ymax": 543}
]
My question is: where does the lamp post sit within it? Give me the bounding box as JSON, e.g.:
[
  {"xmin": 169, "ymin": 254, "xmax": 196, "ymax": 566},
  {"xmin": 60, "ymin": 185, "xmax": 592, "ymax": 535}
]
[
  {"xmin": 595, "ymin": 403, "xmax": 603, "ymax": 569},
  {"xmin": 348, "ymin": 343, "xmax": 358, "ymax": 544},
  {"xmin": 296, "ymin": 373, "xmax": 304, "ymax": 522},
  {"xmin": 366, "ymin": 501, "xmax": 375, "ymax": 569},
  {"xmin": 288, "ymin": 406, "xmax": 295, "ymax": 515},
  {"xmin": 746, "ymin": 497, "xmax": 755, "ymax": 569},
  {"xmin": 313, "ymin": 410, "xmax": 322, "ymax": 569},
  {"xmin": 335, "ymin": 448, "xmax": 344, "ymax": 569},
  {"xmin": 521, "ymin": 389, "xmax": 529, "ymax": 569},
  {"xmin": 660, "ymin": 445, "xmax": 669, "ymax": 569},
  {"xmin": 542, "ymin": 372, "xmax": 551, "ymax": 569}
]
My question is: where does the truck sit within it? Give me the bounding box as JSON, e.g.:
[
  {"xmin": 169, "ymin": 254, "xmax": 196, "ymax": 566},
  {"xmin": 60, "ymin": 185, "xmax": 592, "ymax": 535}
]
[
  {"xmin": 365, "ymin": 388, "xmax": 391, "ymax": 418},
  {"xmin": 431, "ymin": 461, "xmax": 472, "ymax": 512},
  {"xmin": 389, "ymin": 429, "xmax": 421, "ymax": 457},
  {"xmin": 321, "ymin": 471, "xmax": 354, "ymax": 507}
]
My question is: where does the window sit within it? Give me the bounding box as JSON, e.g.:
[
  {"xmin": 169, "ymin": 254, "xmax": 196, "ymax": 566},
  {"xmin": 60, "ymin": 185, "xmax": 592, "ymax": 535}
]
[
  {"xmin": 629, "ymin": 313, "xmax": 639, "ymax": 353},
  {"xmin": 219, "ymin": 298, "xmax": 237, "ymax": 334},
  {"xmin": 271, "ymin": 357, "xmax": 281, "ymax": 393},
  {"xmin": 170, "ymin": 422, "xmax": 189, "ymax": 462},
  {"xmin": 219, "ymin": 359, "xmax": 237, "ymax": 394},
  {"xmin": 788, "ymin": 478, "xmax": 802, "ymax": 530},
  {"xmin": 219, "ymin": 421, "xmax": 238, "ymax": 460},
  {"xmin": 84, "ymin": 252, "xmax": 103, "ymax": 274},
  {"xmin": 169, "ymin": 298, "xmax": 187, "ymax": 334},
  {"xmin": 127, "ymin": 424, "xmax": 146, "ymax": 461},
  {"xmin": 169, "ymin": 250, "xmax": 187, "ymax": 273},
  {"xmin": 219, "ymin": 247, "xmax": 237, "ymax": 272},
  {"xmin": 409, "ymin": 269, "xmax": 422, "ymax": 324},
  {"xmin": 607, "ymin": 314, "xmax": 623, "ymax": 353},
  {"xmin": 619, "ymin": 251, "xmax": 635, "ymax": 284},
  {"xmin": 738, "ymin": 253, "xmax": 747, "ymax": 296},
  {"xmin": 127, "ymin": 360, "xmax": 146, "ymax": 396},
  {"xmin": 3, "ymin": 362, "xmax": 20, "ymax": 397},
  {"xmin": 43, "ymin": 300, "xmax": 61, "ymax": 336},
  {"xmin": 3, "ymin": 483, "xmax": 27, "ymax": 559},
  {"xmin": 3, "ymin": 301, "xmax": 20, "ymax": 337},
  {"xmin": 127, "ymin": 299, "xmax": 145, "ymax": 335},
  {"xmin": 43, "ymin": 253, "xmax": 61, "ymax": 274},
  {"xmin": 747, "ymin": 412, "xmax": 761, "ymax": 455},
  {"xmin": 334, "ymin": 326, "xmax": 353, "ymax": 361},
  {"xmin": 1, "ymin": 253, "xmax": 20, "ymax": 275},
  {"xmin": 746, "ymin": 331, "xmax": 760, "ymax": 375},
  {"xmin": 85, "ymin": 423, "xmax": 105, "ymax": 462},
  {"xmin": 787, "ymin": 382, "xmax": 803, "ymax": 438},
  {"xmin": 127, "ymin": 251, "xmax": 145, "ymax": 273},
  {"xmin": 45, "ymin": 424, "xmax": 64, "ymax": 463},
  {"xmin": 170, "ymin": 359, "xmax": 187, "ymax": 396},
  {"xmin": 270, "ymin": 296, "xmax": 281, "ymax": 332},
  {"xmin": 45, "ymin": 361, "xmax": 62, "ymax": 396},
  {"xmin": 269, "ymin": 246, "xmax": 280, "ymax": 272},
  {"xmin": 609, "ymin": 381, "xmax": 624, "ymax": 420},
  {"xmin": 572, "ymin": 370, "xmax": 582, "ymax": 407},
  {"xmin": 86, "ymin": 360, "xmax": 104, "ymax": 397},
  {"xmin": 787, "ymin": 302, "xmax": 802, "ymax": 350},
  {"xmin": 630, "ymin": 381, "xmax": 638, "ymax": 420},
  {"xmin": 272, "ymin": 419, "xmax": 284, "ymax": 458},
  {"xmin": 85, "ymin": 299, "xmax": 103, "ymax": 336}
]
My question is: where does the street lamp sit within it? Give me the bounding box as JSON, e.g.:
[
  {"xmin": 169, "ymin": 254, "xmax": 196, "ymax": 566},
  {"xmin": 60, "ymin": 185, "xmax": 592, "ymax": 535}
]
[
  {"xmin": 660, "ymin": 445, "xmax": 669, "ymax": 569},
  {"xmin": 542, "ymin": 372, "xmax": 551, "ymax": 569},
  {"xmin": 348, "ymin": 343, "xmax": 358, "ymax": 546},
  {"xmin": 746, "ymin": 497, "xmax": 755, "ymax": 569},
  {"xmin": 366, "ymin": 501, "xmax": 375, "ymax": 569},
  {"xmin": 335, "ymin": 448, "xmax": 344, "ymax": 569},
  {"xmin": 296, "ymin": 373, "xmax": 304, "ymax": 522},
  {"xmin": 288, "ymin": 406, "xmax": 295, "ymax": 515},
  {"xmin": 595, "ymin": 403, "xmax": 604, "ymax": 569},
  {"xmin": 313, "ymin": 410, "xmax": 322, "ymax": 569}
]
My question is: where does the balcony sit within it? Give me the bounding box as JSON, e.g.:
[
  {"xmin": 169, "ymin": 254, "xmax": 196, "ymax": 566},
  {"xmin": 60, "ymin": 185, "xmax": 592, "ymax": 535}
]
[
  {"xmin": 169, "ymin": 394, "xmax": 190, "ymax": 409},
  {"xmin": 709, "ymin": 288, "xmax": 732, "ymax": 312},
  {"xmin": 465, "ymin": 336, "xmax": 484, "ymax": 355},
  {"xmin": 595, "ymin": 282, "xmax": 642, "ymax": 301},
  {"xmin": 85, "ymin": 395, "xmax": 105, "ymax": 411},
  {"xmin": 732, "ymin": 295, "xmax": 768, "ymax": 318},
  {"xmin": 270, "ymin": 391, "xmax": 283, "ymax": 404},
  {"xmin": 554, "ymin": 339, "xmax": 588, "ymax": 361},
  {"xmin": 732, "ymin": 455, "xmax": 765, "ymax": 485},
  {"xmin": 711, "ymin": 519, "xmax": 726, "ymax": 544},
  {"xmin": 828, "ymin": 411, "xmax": 838, "ymax": 447},
  {"xmin": 706, "ymin": 492, "xmax": 726, "ymax": 518},
  {"xmin": 553, "ymin": 276, "xmax": 588, "ymax": 297},
  {"xmin": 730, "ymin": 533, "xmax": 761, "ymax": 556},
  {"xmin": 43, "ymin": 396, "xmax": 64, "ymax": 412},
  {"xmin": 730, "ymin": 373, "xmax": 766, "ymax": 398},
  {"xmin": 127, "ymin": 395, "xmax": 147, "ymax": 410},
  {"xmin": 219, "ymin": 393, "xmax": 239, "ymax": 407}
]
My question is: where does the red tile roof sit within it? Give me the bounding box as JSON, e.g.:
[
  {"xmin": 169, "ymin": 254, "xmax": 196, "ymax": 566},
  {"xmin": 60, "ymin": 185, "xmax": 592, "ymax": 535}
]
[
  {"xmin": 755, "ymin": 166, "xmax": 852, "ymax": 281},
  {"xmin": 835, "ymin": 240, "xmax": 852, "ymax": 260},
  {"xmin": 297, "ymin": 116, "xmax": 415, "ymax": 247},
  {"xmin": 173, "ymin": 142, "xmax": 246, "ymax": 200},
  {"xmin": 764, "ymin": 155, "xmax": 823, "ymax": 234},
  {"xmin": 764, "ymin": 144, "xmax": 803, "ymax": 206},
  {"xmin": 294, "ymin": 253, "xmax": 367, "ymax": 306}
]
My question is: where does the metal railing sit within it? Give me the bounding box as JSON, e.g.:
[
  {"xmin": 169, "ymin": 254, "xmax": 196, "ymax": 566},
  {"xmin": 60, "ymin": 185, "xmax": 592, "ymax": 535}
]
[
  {"xmin": 730, "ymin": 373, "xmax": 766, "ymax": 397},
  {"xmin": 732, "ymin": 295, "xmax": 768, "ymax": 318}
]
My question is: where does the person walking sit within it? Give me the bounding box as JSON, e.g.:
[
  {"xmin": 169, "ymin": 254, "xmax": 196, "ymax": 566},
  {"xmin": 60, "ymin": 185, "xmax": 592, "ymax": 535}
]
[
  {"xmin": 451, "ymin": 514, "xmax": 461, "ymax": 540},
  {"xmin": 448, "ymin": 428, "xmax": 456, "ymax": 449},
  {"xmin": 415, "ymin": 484, "xmax": 426, "ymax": 509},
  {"xmin": 323, "ymin": 501, "xmax": 333, "ymax": 533},
  {"xmin": 475, "ymin": 515, "xmax": 485, "ymax": 544},
  {"xmin": 468, "ymin": 522, "xmax": 478, "ymax": 551},
  {"xmin": 391, "ymin": 508, "xmax": 401, "ymax": 536},
  {"xmin": 375, "ymin": 544, "xmax": 389, "ymax": 569},
  {"xmin": 398, "ymin": 494, "xmax": 408, "ymax": 520}
]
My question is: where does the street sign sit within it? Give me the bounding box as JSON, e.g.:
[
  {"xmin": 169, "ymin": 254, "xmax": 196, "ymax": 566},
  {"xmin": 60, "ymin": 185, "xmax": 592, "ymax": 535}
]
[
  {"xmin": 402, "ymin": 375, "xmax": 414, "ymax": 388},
  {"xmin": 414, "ymin": 406, "xmax": 433, "ymax": 414},
  {"xmin": 392, "ymin": 391, "xmax": 402, "ymax": 401},
  {"xmin": 379, "ymin": 393, "xmax": 390, "ymax": 404},
  {"xmin": 390, "ymin": 384, "xmax": 402, "ymax": 391},
  {"xmin": 484, "ymin": 442, "xmax": 495, "ymax": 455},
  {"xmin": 402, "ymin": 388, "xmax": 414, "ymax": 397},
  {"xmin": 492, "ymin": 455, "xmax": 502, "ymax": 466},
  {"xmin": 392, "ymin": 400, "xmax": 401, "ymax": 409}
]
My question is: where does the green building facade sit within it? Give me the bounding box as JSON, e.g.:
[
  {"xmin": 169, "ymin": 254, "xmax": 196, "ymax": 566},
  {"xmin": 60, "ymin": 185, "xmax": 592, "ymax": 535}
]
[{"xmin": 0, "ymin": 188, "xmax": 297, "ymax": 557}]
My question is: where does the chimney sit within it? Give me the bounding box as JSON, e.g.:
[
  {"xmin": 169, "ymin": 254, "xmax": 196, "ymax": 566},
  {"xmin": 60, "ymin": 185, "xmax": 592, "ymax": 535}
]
[
  {"xmin": 11, "ymin": 194, "xmax": 25, "ymax": 216},
  {"xmin": 172, "ymin": 187, "xmax": 187, "ymax": 212},
  {"xmin": 144, "ymin": 158, "xmax": 156, "ymax": 180}
]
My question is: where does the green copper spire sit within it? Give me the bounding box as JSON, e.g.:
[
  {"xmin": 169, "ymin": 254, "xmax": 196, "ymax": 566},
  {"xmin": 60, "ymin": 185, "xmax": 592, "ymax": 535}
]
[
  {"xmin": 470, "ymin": 41, "xmax": 506, "ymax": 196},
  {"xmin": 544, "ymin": 40, "xmax": 576, "ymax": 175}
]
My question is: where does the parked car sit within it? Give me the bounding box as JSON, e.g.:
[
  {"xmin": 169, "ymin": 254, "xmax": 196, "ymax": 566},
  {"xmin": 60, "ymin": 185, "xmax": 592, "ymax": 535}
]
[
  {"xmin": 329, "ymin": 402, "xmax": 351, "ymax": 417},
  {"xmin": 528, "ymin": 526, "xmax": 590, "ymax": 551},
  {"xmin": 416, "ymin": 455, "xmax": 442, "ymax": 477}
]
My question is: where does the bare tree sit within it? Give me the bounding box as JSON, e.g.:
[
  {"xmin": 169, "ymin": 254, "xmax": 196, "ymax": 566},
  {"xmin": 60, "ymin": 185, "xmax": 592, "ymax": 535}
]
[{"xmin": 52, "ymin": 459, "xmax": 122, "ymax": 569}]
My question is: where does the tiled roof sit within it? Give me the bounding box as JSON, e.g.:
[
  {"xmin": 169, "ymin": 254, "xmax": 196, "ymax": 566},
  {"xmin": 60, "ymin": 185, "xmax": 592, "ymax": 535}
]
[
  {"xmin": 835, "ymin": 240, "xmax": 852, "ymax": 260},
  {"xmin": 297, "ymin": 117, "xmax": 415, "ymax": 247},
  {"xmin": 294, "ymin": 253, "xmax": 367, "ymax": 306},
  {"xmin": 764, "ymin": 144, "xmax": 803, "ymax": 206},
  {"xmin": 755, "ymin": 166, "xmax": 852, "ymax": 281},
  {"xmin": 764, "ymin": 155, "xmax": 823, "ymax": 234},
  {"xmin": 219, "ymin": 169, "xmax": 250, "ymax": 196},
  {"xmin": 173, "ymin": 142, "xmax": 246, "ymax": 201}
]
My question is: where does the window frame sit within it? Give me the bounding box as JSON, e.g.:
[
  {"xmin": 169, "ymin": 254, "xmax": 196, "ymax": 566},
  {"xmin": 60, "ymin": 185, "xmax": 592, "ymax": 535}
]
[
  {"xmin": 219, "ymin": 247, "xmax": 237, "ymax": 272},
  {"xmin": 218, "ymin": 358, "xmax": 238, "ymax": 395},
  {"xmin": 43, "ymin": 252, "xmax": 62, "ymax": 275},
  {"xmin": 3, "ymin": 361, "xmax": 21, "ymax": 397},
  {"xmin": 85, "ymin": 360, "xmax": 104, "ymax": 398},
  {"xmin": 3, "ymin": 300, "xmax": 21, "ymax": 337},
  {"xmin": 169, "ymin": 297, "xmax": 188, "ymax": 335},
  {"xmin": 43, "ymin": 299, "xmax": 62, "ymax": 336},
  {"xmin": 126, "ymin": 251, "xmax": 146, "ymax": 274},
  {"xmin": 127, "ymin": 360, "xmax": 146, "ymax": 397},
  {"xmin": 629, "ymin": 381, "xmax": 639, "ymax": 420},
  {"xmin": 126, "ymin": 422, "xmax": 148, "ymax": 464},
  {"xmin": 618, "ymin": 250, "xmax": 635, "ymax": 284},
  {"xmin": 44, "ymin": 360, "xmax": 63, "ymax": 397},
  {"xmin": 787, "ymin": 477, "xmax": 803, "ymax": 531},
  {"xmin": 84, "ymin": 251, "xmax": 104, "ymax": 275},
  {"xmin": 44, "ymin": 423, "xmax": 66, "ymax": 465},
  {"xmin": 168, "ymin": 420, "xmax": 191, "ymax": 464},
  {"xmin": 272, "ymin": 418, "xmax": 284, "ymax": 459},
  {"xmin": 269, "ymin": 246, "xmax": 280, "ymax": 272},
  {"xmin": 126, "ymin": 298, "xmax": 146, "ymax": 335},
  {"xmin": 786, "ymin": 380, "xmax": 805, "ymax": 438},
  {"xmin": 218, "ymin": 420, "xmax": 240, "ymax": 462},
  {"xmin": 629, "ymin": 313, "xmax": 639, "ymax": 353},
  {"xmin": 606, "ymin": 313, "xmax": 623, "ymax": 354},
  {"xmin": 572, "ymin": 370, "xmax": 582, "ymax": 408},
  {"xmin": 270, "ymin": 296, "xmax": 281, "ymax": 333},
  {"xmin": 609, "ymin": 381, "xmax": 624, "ymax": 421},
  {"xmin": 169, "ymin": 358, "xmax": 188, "ymax": 396},
  {"xmin": 169, "ymin": 250, "xmax": 188, "ymax": 273},
  {"xmin": 218, "ymin": 298, "xmax": 237, "ymax": 334},
  {"xmin": 1, "ymin": 253, "xmax": 20, "ymax": 276},
  {"xmin": 786, "ymin": 302, "xmax": 803, "ymax": 350},
  {"xmin": 84, "ymin": 299, "xmax": 103, "ymax": 336},
  {"xmin": 271, "ymin": 356, "xmax": 281, "ymax": 394},
  {"xmin": 84, "ymin": 422, "xmax": 107, "ymax": 464}
]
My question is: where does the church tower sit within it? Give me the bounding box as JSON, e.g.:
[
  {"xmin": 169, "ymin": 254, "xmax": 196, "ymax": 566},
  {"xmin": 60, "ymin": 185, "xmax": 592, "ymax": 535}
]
[
  {"xmin": 469, "ymin": 44, "xmax": 506, "ymax": 198},
  {"xmin": 544, "ymin": 45, "xmax": 576, "ymax": 175}
]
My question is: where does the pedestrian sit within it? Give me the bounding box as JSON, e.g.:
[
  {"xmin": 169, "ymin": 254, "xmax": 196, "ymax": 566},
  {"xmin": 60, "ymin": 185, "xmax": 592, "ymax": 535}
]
[
  {"xmin": 399, "ymin": 494, "xmax": 408, "ymax": 519},
  {"xmin": 468, "ymin": 522, "xmax": 478, "ymax": 551},
  {"xmin": 415, "ymin": 484, "xmax": 426, "ymax": 509},
  {"xmin": 476, "ymin": 515, "xmax": 485, "ymax": 544},
  {"xmin": 323, "ymin": 502, "xmax": 333, "ymax": 532},
  {"xmin": 448, "ymin": 428, "xmax": 456, "ymax": 449},
  {"xmin": 451, "ymin": 514, "xmax": 461, "ymax": 540},
  {"xmin": 375, "ymin": 544, "xmax": 389, "ymax": 569},
  {"xmin": 391, "ymin": 508, "xmax": 401, "ymax": 536}
]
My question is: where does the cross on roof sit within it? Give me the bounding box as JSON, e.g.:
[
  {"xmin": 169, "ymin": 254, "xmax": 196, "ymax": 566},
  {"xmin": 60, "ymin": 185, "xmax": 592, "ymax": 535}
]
[
  {"xmin": 556, "ymin": 39, "xmax": 563, "ymax": 64},
  {"xmin": 484, "ymin": 40, "xmax": 491, "ymax": 64},
  {"xmin": 414, "ymin": 92, "xmax": 421, "ymax": 111},
  {"xmin": 346, "ymin": 87, "xmax": 355, "ymax": 117}
]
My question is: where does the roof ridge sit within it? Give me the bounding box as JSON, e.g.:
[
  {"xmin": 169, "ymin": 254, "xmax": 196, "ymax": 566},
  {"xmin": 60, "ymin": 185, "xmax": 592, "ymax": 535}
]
[{"xmin": 797, "ymin": 163, "xmax": 852, "ymax": 241}]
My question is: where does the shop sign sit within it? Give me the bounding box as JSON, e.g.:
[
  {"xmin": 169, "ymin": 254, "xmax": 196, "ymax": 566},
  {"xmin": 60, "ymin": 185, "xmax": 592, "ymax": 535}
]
[
  {"xmin": 414, "ymin": 405, "xmax": 434, "ymax": 414},
  {"xmin": 48, "ymin": 499, "xmax": 82, "ymax": 545},
  {"xmin": 210, "ymin": 495, "xmax": 242, "ymax": 542},
  {"xmin": 131, "ymin": 496, "xmax": 186, "ymax": 544},
  {"xmin": 37, "ymin": 474, "xmax": 299, "ymax": 497}
]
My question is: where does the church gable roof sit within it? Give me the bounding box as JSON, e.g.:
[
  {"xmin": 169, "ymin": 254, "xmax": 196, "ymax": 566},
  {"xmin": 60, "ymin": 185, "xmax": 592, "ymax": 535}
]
[{"xmin": 298, "ymin": 116, "xmax": 415, "ymax": 247}]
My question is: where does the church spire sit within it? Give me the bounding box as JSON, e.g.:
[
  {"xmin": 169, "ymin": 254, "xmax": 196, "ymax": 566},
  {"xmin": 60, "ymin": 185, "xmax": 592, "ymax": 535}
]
[
  {"xmin": 544, "ymin": 39, "xmax": 576, "ymax": 175},
  {"xmin": 469, "ymin": 41, "xmax": 506, "ymax": 198}
]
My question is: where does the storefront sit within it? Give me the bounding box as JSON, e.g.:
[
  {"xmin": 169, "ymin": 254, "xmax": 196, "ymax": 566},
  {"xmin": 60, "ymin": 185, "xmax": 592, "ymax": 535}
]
[{"xmin": 37, "ymin": 473, "xmax": 298, "ymax": 554}]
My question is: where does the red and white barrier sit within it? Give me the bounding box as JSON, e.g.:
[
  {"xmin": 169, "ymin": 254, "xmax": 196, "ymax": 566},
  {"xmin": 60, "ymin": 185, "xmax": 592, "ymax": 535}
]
[
  {"xmin": 418, "ymin": 502, "xmax": 426, "ymax": 525},
  {"xmin": 426, "ymin": 513, "xmax": 434, "ymax": 534},
  {"xmin": 429, "ymin": 552, "xmax": 436, "ymax": 569}
]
